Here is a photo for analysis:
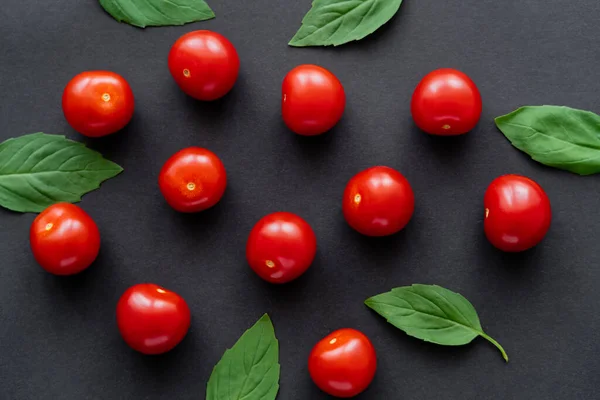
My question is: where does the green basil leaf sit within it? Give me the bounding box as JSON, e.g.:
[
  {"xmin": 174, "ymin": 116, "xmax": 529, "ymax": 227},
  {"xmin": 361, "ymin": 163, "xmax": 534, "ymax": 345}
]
[
  {"xmin": 0, "ymin": 133, "xmax": 123, "ymax": 213},
  {"xmin": 99, "ymin": 0, "xmax": 215, "ymax": 28},
  {"xmin": 495, "ymin": 105, "xmax": 600, "ymax": 176},
  {"xmin": 289, "ymin": 0, "xmax": 404, "ymax": 47},
  {"xmin": 206, "ymin": 314, "xmax": 280, "ymax": 400},
  {"xmin": 365, "ymin": 284, "xmax": 508, "ymax": 362}
]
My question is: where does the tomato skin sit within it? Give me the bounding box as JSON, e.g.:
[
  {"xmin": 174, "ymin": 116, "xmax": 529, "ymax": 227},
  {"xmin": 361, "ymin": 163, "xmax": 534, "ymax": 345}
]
[
  {"xmin": 282, "ymin": 64, "xmax": 346, "ymax": 136},
  {"xmin": 158, "ymin": 147, "xmax": 227, "ymax": 213},
  {"xmin": 309, "ymin": 328, "xmax": 377, "ymax": 398},
  {"xmin": 116, "ymin": 284, "xmax": 191, "ymax": 355},
  {"xmin": 168, "ymin": 30, "xmax": 240, "ymax": 101},
  {"xmin": 62, "ymin": 71, "xmax": 134, "ymax": 137},
  {"xmin": 246, "ymin": 212, "xmax": 317, "ymax": 284},
  {"xmin": 30, "ymin": 203, "xmax": 100, "ymax": 275},
  {"xmin": 343, "ymin": 166, "xmax": 415, "ymax": 237},
  {"xmin": 484, "ymin": 174, "xmax": 551, "ymax": 252},
  {"xmin": 410, "ymin": 68, "xmax": 482, "ymax": 136}
]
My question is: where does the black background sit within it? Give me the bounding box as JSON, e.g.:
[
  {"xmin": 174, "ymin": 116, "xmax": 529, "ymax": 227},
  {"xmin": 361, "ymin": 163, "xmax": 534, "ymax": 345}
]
[{"xmin": 1, "ymin": 0, "xmax": 599, "ymax": 399}]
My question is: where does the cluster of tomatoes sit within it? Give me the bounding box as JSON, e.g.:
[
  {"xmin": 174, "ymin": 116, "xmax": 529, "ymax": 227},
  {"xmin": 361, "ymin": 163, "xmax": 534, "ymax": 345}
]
[{"xmin": 32, "ymin": 29, "xmax": 553, "ymax": 398}]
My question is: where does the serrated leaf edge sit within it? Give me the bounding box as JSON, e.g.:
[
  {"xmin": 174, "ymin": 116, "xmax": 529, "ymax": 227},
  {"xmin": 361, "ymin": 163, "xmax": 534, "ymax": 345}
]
[
  {"xmin": 206, "ymin": 314, "xmax": 280, "ymax": 400},
  {"xmin": 0, "ymin": 133, "xmax": 123, "ymax": 213}
]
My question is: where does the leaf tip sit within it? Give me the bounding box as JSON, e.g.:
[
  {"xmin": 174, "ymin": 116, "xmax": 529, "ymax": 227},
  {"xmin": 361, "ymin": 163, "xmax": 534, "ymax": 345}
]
[{"xmin": 258, "ymin": 313, "xmax": 274, "ymax": 327}]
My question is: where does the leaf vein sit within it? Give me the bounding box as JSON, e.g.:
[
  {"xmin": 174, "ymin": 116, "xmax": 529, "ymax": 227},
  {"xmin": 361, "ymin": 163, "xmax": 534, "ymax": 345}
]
[{"xmin": 368, "ymin": 299, "xmax": 482, "ymax": 335}]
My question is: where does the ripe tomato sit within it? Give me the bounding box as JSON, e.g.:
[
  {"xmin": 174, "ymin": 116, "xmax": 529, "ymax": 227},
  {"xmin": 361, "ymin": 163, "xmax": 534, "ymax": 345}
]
[
  {"xmin": 168, "ymin": 30, "xmax": 240, "ymax": 101},
  {"xmin": 30, "ymin": 203, "xmax": 100, "ymax": 275},
  {"xmin": 411, "ymin": 68, "xmax": 482, "ymax": 135},
  {"xmin": 62, "ymin": 71, "xmax": 134, "ymax": 137},
  {"xmin": 158, "ymin": 147, "xmax": 227, "ymax": 213},
  {"xmin": 309, "ymin": 328, "xmax": 377, "ymax": 398},
  {"xmin": 343, "ymin": 166, "xmax": 415, "ymax": 237},
  {"xmin": 484, "ymin": 174, "xmax": 551, "ymax": 252},
  {"xmin": 117, "ymin": 283, "xmax": 191, "ymax": 355},
  {"xmin": 282, "ymin": 64, "xmax": 346, "ymax": 136},
  {"xmin": 246, "ymin": 212, "xmax": 317, "ymax": 284}
]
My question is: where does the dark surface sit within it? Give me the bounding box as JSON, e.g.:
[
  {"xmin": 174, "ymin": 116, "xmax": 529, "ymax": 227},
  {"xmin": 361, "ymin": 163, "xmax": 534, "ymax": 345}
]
[{"xmin": 1, "ymin": 0, "xmax": 599, "ymax": 399}]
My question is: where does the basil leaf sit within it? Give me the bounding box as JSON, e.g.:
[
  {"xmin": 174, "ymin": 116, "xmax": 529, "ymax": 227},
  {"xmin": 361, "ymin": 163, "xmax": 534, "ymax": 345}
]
[
  {"xmin": 495, "ymin": 105, "xmax": 600, "ymax": 176},
  {"xmin": 98, "ymin": 0, "xmax": 214, "ymax": 28},
  {"xmin": 289, "ymin": 0, "xmax": 404, "ymax": 47},
  {"xmin": 206, "ymin": 314, "xmax": 280, "ymax": 400},
  {"xmin": 365, "ymin": 284, "xmax": 508, "ymax": 362},
  {"xmin": 0, "ymin": 133, "xmax": 123, "ymax": 213}
]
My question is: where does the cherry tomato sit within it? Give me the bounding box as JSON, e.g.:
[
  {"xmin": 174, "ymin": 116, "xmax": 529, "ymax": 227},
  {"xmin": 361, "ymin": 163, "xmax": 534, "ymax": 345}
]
[
  {"xmin": 343, "ymin": 166, "xmax": 415, "ymax": 237},
  {"xmin": 246, "ymin": 212, "xmax": 317, "ymax": 284},
  {"xmin": 411, "ymin": 68, "xmax": 482, "ymax": 135},
  {"xmin": 168, "ymin": 30, "xmax": 240, "ymax": 101},
  {"xmin": 158, "ymin": 147, "xmax": 227, "ymax": 213},
  {"xmin": 484, "ymin": 174, "xmax": 551, "ymax": 252},
  {"xmin": 309, "ymin": 328, "xmax": 377, "ymax": 398},
  {"xmin": 117, "ymin": 283, "xmax": 191, "ymax": 355},
  {"xmin": 282, "ymin": 64, "xmax": 346, "ymax": 136},
  {"xmin": 30, "ymin": 203, "xmax": 100, "ymax": 275},
  {"xmin": 62, "ymin": 71, "xmax": 134, "ymax": 137}
]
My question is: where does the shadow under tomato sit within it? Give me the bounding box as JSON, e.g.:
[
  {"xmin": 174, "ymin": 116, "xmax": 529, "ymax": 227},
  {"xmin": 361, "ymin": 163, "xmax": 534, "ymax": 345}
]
[
  {"xmin": 76, "ymin": 116, "xmax": 138, "ymax": 160},
  {"xmin": 121, "ymin": 326, "xmax": 202, "ymax": 383},
  {"xmin": 163, "ymin": 192, "xmax": 228, "ymax": 232},
  {"xmin": 414, "ymin": 126, "xmax": 475, "ymax": 163},
  {"xmin": 176, "ymin": 73, "xmax": 246, "ymax": 127},
  {"xmin": 44, "ymin": 246, "xmax": 116, "ymax": 301},
  {"xmin": 253, "ymin": 253, "xmax": 321, "ymax": 303},
  {"xmin": 475, "ymin": 230, "xmax": 544, "ymax": 277},
  {"xmin": 340, "ymin": 218, "xmax": 414, "ymax": 265},
  {"xmin": 289, "ymin": 120, "xmax": 342, "ymax": 162}
]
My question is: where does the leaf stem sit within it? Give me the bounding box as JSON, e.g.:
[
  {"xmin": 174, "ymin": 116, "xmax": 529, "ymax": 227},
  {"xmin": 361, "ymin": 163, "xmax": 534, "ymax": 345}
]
[{"xmin": 479, "ymin": 332, "xmax": 509, "ymax": 362}]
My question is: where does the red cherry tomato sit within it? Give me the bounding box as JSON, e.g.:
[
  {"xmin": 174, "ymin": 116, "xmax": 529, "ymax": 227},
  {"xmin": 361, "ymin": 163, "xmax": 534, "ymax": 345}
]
[
  {"xmin": 168, "ymin": 30, "xmax": 240, "ymax": 101},
  {"xmin": 484, "ymin": 174, "xmax": 551, "ymax": 252},
  {"xmin": 246, "ymin": 212, "xmax": 317, "ymax": 284},
  {"xmin": 62, "ymin": 71, "xmax": 134, "ymax": 137},
  {"xmin": 411, "ymin": 68, "xmax": 482, "ymax": 136},
  {"xmin": 158, "ymin": 147, "xmax": 227, "ymax": 213},
  {"xmin": 343, "ymin": 166, "xmax": 415, "ymax": 237},
  {"xmin": 282, "ymin": 64, "xmax": 346, "ymax": 136},
  {"xmin": 30, "ymin": 203, "xmax": 100, "ymax": 275},
  {"xmin": 117, "ymin": 283, "xmax": 191, "ymax": 355},
  {"xmin": 309, "ymin": 328, "xmax": 377, "ymax": 398}
]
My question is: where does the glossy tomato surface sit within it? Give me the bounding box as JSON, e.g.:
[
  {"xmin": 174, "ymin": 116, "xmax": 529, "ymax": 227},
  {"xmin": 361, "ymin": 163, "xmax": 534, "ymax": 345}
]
[
  {"xmin": 411, "ymin": 68, "xmax": 482, "ymax": 135},
  {"xmin": 158, "ymin": 147, "xmax": 227, "ymax": 213},
  {"xmin": 309, "ymin": 328, "xmax": 377, "ymax": 398},
  {"xmin": 246, "ymin": 212, "xmax": 317, "ymax": 284},
  {"xmin": 30, "ymin": 203, "xmax": 100, "ymax": 275},
  {"xmin": 116, "ymin": 283, "xmax": 191, "ymax": 355},
  {"xmin": 168, "ymin": 30, "xmax": 240, "ymax": 101},
  {"xmin": 484, "ymin": 174, "xmax": 551, "ymax": 252},
  {"xmin": 282, "ymin": 64, "xmax": 346, "ymax": 136},
  {"xmin": 343, "ymin": 166, "xmax": 415, "ymax": 237},
  {"xmin": 62, "ymin": 71, "xmax": 134, "ymax": 137}
]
